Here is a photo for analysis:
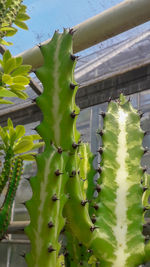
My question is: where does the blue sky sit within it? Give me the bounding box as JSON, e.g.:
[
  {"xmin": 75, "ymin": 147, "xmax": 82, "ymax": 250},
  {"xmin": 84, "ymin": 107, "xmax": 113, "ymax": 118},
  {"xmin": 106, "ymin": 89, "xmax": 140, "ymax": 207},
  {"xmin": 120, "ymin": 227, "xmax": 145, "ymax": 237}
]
[{"xmin": 7, "ymin": 0, "xmax": 150, "ymax": 57}]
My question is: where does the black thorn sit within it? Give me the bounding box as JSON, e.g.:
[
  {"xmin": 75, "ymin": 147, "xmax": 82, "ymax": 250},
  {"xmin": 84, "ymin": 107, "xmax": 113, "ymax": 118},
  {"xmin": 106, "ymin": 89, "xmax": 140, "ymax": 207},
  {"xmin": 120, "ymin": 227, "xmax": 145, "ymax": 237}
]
[
  {"xmin": 144, "ymin": 131, "xmax": 148, "ymax": 136},
  {"xmin": 37, "ymin": 43, "xmax": 42, "ymax": 48},
  {"xmin": 80, "ymin": 262, "xmax": 83, "ymax": 266},
  {"xmin": 20, "ymin": 202, "xmax": 26, "ymax": 206},
  {"xmin": 70, "ymin": 110, "xmax": 78, "ymax": 118},
  {"xmin": 78, "ymin": 243, "xmax": 82, "ymax": 247},
  {"xmin": 142, "ymin": 167, "xmax": 147, "ymax": 173},
  {"xmin": 70, "ymin": 54, "xmax": 77, "ymax": 61},
  {"xmin": 87, "ymin": 249, "xmax": 93, "ymax": 253},
  {"xmin": 91, "ymin": 214, "xmax": 96, "ymax": 224},
  {"xmin": 31, "ymin": 98, "xmax": 36, "ymax": 103},
  {"xmin": 64, "ymin": 251, "xmax": 69, "ymax": 257},
  {"xmin": 78, "ymin": 170, "xmax": 80, "ymax": 175},
  {"xmin": 19, "ymin": 252, "xmax": 26, "ymax": 258},
  {"xmin": 90, "ymin": 226, "xmax": 99, "ymax": 232},
  {"xmin": 60, "ymin": 227, "xmax": 65, "ymax": 234},
  {"xmin": 108, "ymin": 97, "xmax": 112, "ymax": 103},
  {"xmin": 48, "ymin": 245, "xmax": 56, "ymax": 253},
  {"xmin": 96, "ymin": 167, "xmax": 102, "ymax": 174},
  {"xmin": 140, "ymin": 112, "xmax": 144, "ymax": 118},
  {"xmin": 51, "ymin": 194, "xmax": 59, "ymax": 201},
  {"xmin": 143, "ymin": 206, "xmax": 149, "ymax": 212},
  {"xmin": 143, "ymin": 187, "xmax": 148, "ymax": 192},
  {"xmin": 70, "ymin": 83, "xmax": 76, "ymax": 90},
  {"xmin": 99, "ymin": 112, "xmax": 106, "ymax": 118},
  {"xmin": 97, "ymin": 130, "xmax": 104, "ymax": 136},
  {"xmin": 95, "ymin": 184, "xmax": 101, "ymax": 193},
  {"xmin": 48, "ymin": 221, "xmax": 54, "ymax": 228},
  {"xmin": 70, "ymin": 170, "xmax": 76, "ymax": 177},
  {"xmin": 57, "ymin": 147, "xmax": 63, "ymax": 154},
  {"xmin": 144, "ymin": 147, "xmax": 149, "ymax": 154},
  {"xmin": 54, "ymin": 169, "xmax": 63, "ymax": 176},
  {"xmin": 93, "ymin": 204, "xmax": 99, "ymax": 210},
  {"xmin": 81, "ymin": 200, "xmax": 88, "ymax": 206},
  {"xmin": 69, "ymin": 28, "xmax": 76, "ymax": 35},
  {"xmin": 97, "ymin": 147, "xmax": 103, "ymax": 155},
  {"xmin": 72, "ymin": 142, "xmax": 79, "ymax": 149}
]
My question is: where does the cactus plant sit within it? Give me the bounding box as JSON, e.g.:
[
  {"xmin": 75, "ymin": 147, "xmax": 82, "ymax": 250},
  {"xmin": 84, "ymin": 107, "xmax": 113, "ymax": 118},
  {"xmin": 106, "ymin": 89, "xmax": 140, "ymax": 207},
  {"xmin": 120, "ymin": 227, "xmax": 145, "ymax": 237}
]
[
  {"xmin": 25, "ymin": 29, "xmax": 81, "ymax": 267},
  {"xmin": 24, "ymin": 28, "xmax": 150, "ymax": 267},
  {"xmin": 88, "ymin": 94, "xmax": 150, "ymax": 266},
  {"xmin": 0, "ymin": 118, "xmax": 44, "ymax": 239}
]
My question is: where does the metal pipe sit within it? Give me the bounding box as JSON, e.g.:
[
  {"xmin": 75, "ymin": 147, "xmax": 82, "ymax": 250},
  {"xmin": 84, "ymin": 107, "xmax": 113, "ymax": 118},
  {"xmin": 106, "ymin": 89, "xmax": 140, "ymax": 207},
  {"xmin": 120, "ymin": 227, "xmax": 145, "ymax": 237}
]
[{"xmin": 16, "ymin": 0, "xmax": 150, "ymax": 70}]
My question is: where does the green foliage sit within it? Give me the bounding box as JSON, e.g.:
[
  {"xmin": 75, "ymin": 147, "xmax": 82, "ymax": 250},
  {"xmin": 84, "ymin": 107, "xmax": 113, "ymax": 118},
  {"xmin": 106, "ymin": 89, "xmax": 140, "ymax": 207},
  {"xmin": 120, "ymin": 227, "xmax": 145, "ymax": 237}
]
[
  {"xmin": 0, "ymin": 118, "xmax": 44, "ymax": 159},
  {"xmin": 0, "ymin": 0, "xmax": 30, "ymax": 45},
  {"xmin": 0, "ymin": 50, "xmax": 31, "ymax": 103}
]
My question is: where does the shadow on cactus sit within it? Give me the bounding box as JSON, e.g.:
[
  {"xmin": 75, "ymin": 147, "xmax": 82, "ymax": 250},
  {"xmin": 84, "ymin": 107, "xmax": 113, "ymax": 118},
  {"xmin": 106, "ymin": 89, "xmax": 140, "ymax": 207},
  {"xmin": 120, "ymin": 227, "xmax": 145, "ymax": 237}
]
[{"xmin": 0, "ymin": 118, "xmax": 44, "ymax": 239}]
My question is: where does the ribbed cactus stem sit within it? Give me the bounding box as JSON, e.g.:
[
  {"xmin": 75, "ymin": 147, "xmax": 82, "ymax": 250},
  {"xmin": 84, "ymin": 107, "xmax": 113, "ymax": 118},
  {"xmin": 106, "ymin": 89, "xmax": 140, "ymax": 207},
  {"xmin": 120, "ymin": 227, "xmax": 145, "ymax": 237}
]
[
  {"xmin": 25, "ymin": 30, "xmax": 80, "ymax": 267},
  {"xmin": 0, "ymin": 157, "xmax": 23, "ymax": 239},
  {"xmin": 91, "ymin": 95, "xmax": 150, "ymax": 266},
  {"xmin": 0, "ymin": 146, "xmax": 14, "ymax": 195}
]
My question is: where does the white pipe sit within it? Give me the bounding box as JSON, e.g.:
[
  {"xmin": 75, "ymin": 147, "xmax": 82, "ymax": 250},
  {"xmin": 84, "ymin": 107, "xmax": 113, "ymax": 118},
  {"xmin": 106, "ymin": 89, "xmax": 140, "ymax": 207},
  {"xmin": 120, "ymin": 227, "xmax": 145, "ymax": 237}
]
[{"xmin": 11, "ymin": 0, "xmax": 150, "ymax": 70}]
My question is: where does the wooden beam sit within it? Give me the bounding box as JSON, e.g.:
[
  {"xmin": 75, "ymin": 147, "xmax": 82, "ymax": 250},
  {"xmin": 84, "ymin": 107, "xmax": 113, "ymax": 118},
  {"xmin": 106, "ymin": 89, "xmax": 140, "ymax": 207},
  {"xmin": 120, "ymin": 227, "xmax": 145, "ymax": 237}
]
[
  {"xmin": 0, "ymin": 63, "xmax": 149, "ymax": 126},
  {"xmin": 15, "ymin": 0, "xmax": 150, "ymax": 71}
]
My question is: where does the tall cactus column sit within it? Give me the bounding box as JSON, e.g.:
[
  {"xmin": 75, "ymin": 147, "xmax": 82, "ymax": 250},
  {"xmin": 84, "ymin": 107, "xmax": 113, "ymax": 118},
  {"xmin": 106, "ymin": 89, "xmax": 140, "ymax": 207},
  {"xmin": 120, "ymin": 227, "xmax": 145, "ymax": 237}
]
[
  {"xmin": 25, "ymin": 29, "xmax": 80, "ymax": 267},
  {"xmin": 90, "ymin": 94, "xmax": 150, "ymax": 267}
]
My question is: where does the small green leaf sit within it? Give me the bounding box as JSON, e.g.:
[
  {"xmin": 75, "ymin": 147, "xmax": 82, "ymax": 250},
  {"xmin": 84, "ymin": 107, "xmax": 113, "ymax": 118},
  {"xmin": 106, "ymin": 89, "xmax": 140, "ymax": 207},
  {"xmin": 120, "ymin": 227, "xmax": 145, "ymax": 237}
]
[
  {"xmin": 15, "ymin": 57, "xmax": 23, "ymax": 67},
  {"xmin": 3, "ymin": 57, "xmax": 16, "ymax": 74},
  {"xmin": 31, "ymin": 142, "xmax": 45, "ymax": 150},
  {"xmin": 9, "ymin": 127, "xmax": 16, "ymax": 146},
  {"xmin": 14, "ymin": 136, "xmax": 33, "ymax": 154},
  {"xmin": 15, "ymin": 13, "xmax": 30, "ymax": 21},
  {"xmin": 10, "ymin": 84, "xmax": 25, "ymax": 91},
  {"xmin": 13, "ymin": 76, "xmax": 29, "ymax": 85},
  {"xmin": 10, "ymin": 89, "xmax": 28, "ymax": 99},
  {"xmin": 5, "ymin": 28, "xmax": 18, "ymax": 37},
  {"xmin": 2, "ymin": 74, "xmax": 13, "ymax": 84},
  {"xmin": 0, "ymin": 89, "xmax": 17, "ymax": 97},
  {"xmin": 0, "ymin": 39, "xmax": 13, "ymax": 46},
  {"xmin": 7, "ymin": 118, "xmax": 13, "ymax": 128},
  {"xmin": 3, "ymin": 50, "xmax": 11, "ymax": 64},
  {"xmin": 15, "ymin": 125, "xmax": 25, "ymax": 140},
  {"xmin": 11, "ymin": 65, "xmax": 31, "ymax": 77},
  {"xmin": 19, "ymin": 153, "xmax": 36, "ymax": 161},
  {"xmin": 18, "ymin": 5, "xmax": 27, "ymax": 13},
  {"xmin": 0, "ymin": 99, "xmax": 13, "ymax": 104},
  {"xmin": 14, "ymin": 20, "xmax": 28, "ymax": 30},
  {"xmin": 31, "ymin": 134, "xmax": 42, "ymax": 140}
]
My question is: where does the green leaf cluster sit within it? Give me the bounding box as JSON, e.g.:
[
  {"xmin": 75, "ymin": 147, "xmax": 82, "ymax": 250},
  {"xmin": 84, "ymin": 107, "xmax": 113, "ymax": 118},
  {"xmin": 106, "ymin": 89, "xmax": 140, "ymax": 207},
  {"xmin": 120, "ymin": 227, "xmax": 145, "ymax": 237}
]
[
  {"xmin": 0, "ymin": 118, "xmax": 44, "ymax": 161},
  {"xmin": 0, "ymin": 1, "xmax": 30, "ymax": 45},
  {"xmin": 0, "ymin": 50, "xmax": 31, "ymax": 104}
]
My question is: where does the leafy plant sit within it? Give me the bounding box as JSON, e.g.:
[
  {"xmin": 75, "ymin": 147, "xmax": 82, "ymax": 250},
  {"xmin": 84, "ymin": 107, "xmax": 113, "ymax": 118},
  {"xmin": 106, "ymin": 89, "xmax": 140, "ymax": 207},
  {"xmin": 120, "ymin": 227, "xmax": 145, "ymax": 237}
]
[
  {"xmin": 0, "ymin": 0, "xmax": 30, "ymax": 46},
  {"xmin": 0, "ymin": 50, "xmax": 31, "ymax": 104}
]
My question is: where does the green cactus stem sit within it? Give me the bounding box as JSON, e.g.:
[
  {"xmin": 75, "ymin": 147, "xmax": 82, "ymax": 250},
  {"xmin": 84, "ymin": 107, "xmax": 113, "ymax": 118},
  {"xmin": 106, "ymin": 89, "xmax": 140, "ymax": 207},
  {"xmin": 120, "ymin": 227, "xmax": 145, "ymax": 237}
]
[
  {"xmin": 90, "ymin": 94, "xmax": 150, "ymax": 267},
  {"xmin": 25, "ymin": 29, "xmax": 80, "ymax": 267},
  {"xmin": 0, "ymin": 157, "xmax": 23, "ymax": 239},
  {"xmin": 0, "ymin": 146, "xmax": 14, "ymax": 195}
]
